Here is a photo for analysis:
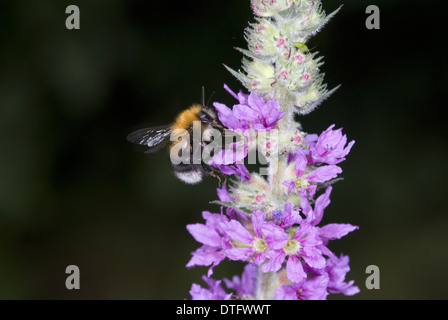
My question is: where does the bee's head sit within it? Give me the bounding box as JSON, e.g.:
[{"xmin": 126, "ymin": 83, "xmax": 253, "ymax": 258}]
[
  {"xmin": 199, "ymin": 108, "xmax": 217, "ymax": 122},
  {"xmin": 199, "ymin": 107, "xmax": 224, "ymax": 132}
]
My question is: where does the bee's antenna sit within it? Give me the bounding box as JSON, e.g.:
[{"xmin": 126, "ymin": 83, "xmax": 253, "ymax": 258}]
[
  {"xmin": 202, "ymin": 86, "xmax": 205, "ymax": 106},
  {"xmin": 201, "ymin": 86, "xmax": 215, "ymax": 107},
  {"xmin": 206, "ymin": 91, "xmax": 215, "ymax": 107}
]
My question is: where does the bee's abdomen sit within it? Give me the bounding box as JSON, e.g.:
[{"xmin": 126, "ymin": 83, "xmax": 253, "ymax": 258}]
[{"xmin": 172, "ymin": 163, "xmax": 204, "ymax": 184}]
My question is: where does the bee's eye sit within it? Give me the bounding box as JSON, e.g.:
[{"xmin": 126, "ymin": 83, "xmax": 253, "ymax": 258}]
[{"xmin": 199, "ymin": 112, "xmax": 209, "ymax": 121}]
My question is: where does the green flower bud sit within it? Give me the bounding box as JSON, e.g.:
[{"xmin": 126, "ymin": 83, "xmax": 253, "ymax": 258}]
[
  {"xmin": 251, "ymin": 0, "xmax": 296, "ymax": 17},
  {"xmin": 227, "ymin": 1, "xmax": 340, "ymax": 118}
]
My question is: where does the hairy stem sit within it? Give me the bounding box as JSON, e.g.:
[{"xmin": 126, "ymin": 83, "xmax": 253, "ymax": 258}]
[{"xmin": 255, "ymin": 269, "xmax": 277, "ymax": 300}]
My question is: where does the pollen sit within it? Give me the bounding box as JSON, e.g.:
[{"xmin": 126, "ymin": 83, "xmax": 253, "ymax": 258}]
[
  {"xmin": 253, "ymin": 238, "xmax": 268, "ymax": 253},
  {"xmin": 283, "ymin": 240, "xmax": 301, "ymax": 255},
  {"xmin": 295, "ymin": 178, "xmax": 309, "ymax": 189}
]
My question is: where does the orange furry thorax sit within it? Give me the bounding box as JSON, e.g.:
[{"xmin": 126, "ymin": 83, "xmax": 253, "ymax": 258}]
[{"xmin": 172, "ymin": 104, "xmax": 202, "ymax": 131}]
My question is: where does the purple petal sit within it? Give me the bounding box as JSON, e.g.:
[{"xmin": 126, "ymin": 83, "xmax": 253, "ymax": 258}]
[
  {"xmin": 186, "ymin": 247, "xmax": 225, "ymax": 268},
  {"xmin": 233, "ymin": 104, "xmax": 262, "ymax": 127},
  {"xmin": 319, "ymin": 223, "xmax": 359, "ymax": 240},
  {"xmin": 251, "ymin": 210, "xmax": 266, "ymax": 238},
  {"xmin": 264, "ymin": 99, "xmax": 285, "ymax": 126},
  {"xmin": 223, "ymin": 83, "xmax": 240, "ymax": 101},
  {"xmin": 274, "ymin": 285, "xmax": 299, "ymax": 300},
  {"xmin": 304, "ymin": 133, "xmax": 318, "ymax": 145},
  {"xmin": 331, "ymin": 280, "xmax": 360, "ymax": 296},
  {"xmin": 281, "ymin": 202, "xmax": 303, "ymax": 227},
  {"xmin": 282, "ymin": 179, "xmax": 295, "ymax": 192},
  {"xmin": 189, "ymin": 283, "xmax": 224, "ymax": 300},
  {"xmin": 302, "ymin": 247, "xmax": 326, "ymax": 269},
  {"xmin": 310, "ymin": 125, "xmax": 355, "ymax": 165},
  {"xmin": 210, "ymin": 163, "xmax": 251, "ymax": 182},
  {"xmin": 187, "ymin": 224, "xmax": 222, "ymax": 247},
  {"xmin": 261, "ymin": 223, "xmax": 288, "ymax": 250},
  {"xmin": 224, "ymin": 263, "xmax": 257, "ymax": 296},
  {"xmin": 312, "ymin": 186, "xmax": 332, "ymax": 225},
  {"xmin": 306, "ymin": 185, "xmax": 318, "ymax": 197},
  {"xmin": 251, "ymin": 252, "xmax": 267, "ymax": 266},
  {"xmin": 224, "ymin": 247, "xmax": 253, "ymax": 261},
  {"xmin": 294, "ymin": 149, "xmax": 308, "ymax": 176},
  {"xmin": 300, "ymin": 194, "xmax": 313, "ymax": 222},
  {"xmin": 213, "ymin": 102, "xmax": 241, "ymax": 130},
  {"xmin": 220, "ymin": 220, "xmax": 253, "ymax": 244},
  {"xmin": 262, "ymin": 250, "xmax": 286, "ymax": 273},
  {"xmin": 211, "ymin": 142, "xmax": 247, "ymax": 165},
  {"xmin": 235, "ymin": 163, "xmax": 251, "ymax": 182},
  {"xmin": 240, "ymin": 263, "xmax": 257, "ymax": 295},
  {"xmin": 233, "ymin": 91, "xmax": 284, "ymax": 130},
  {"xmin": 295, "ymin": 223, "xmax": 321, "ymax": 246},
  {"xmin": 319, "ymin": 244, "xmax": 337, "ymax": 261},
  {"xmin": 286, "ymin": 255, "xmax": 306, "ymax": 283},
  {"xmin": 202, "ymin": 211, "xmax": 229, "ymax": 235},
  {"xmin": 301, "ymin": 275, "xmax": 329, "ymax": 300},
  {"xmin": 325, "ymin": 254, "xmax": 360, "ymax": 296},
  {"xmin": 190, "ymin": 277, "xmax": 232, "ymax": 300},
  {"xmin": 216, "ymin": 184, "xmax": 231, "ymax": 202},
  {"xmin": 307, "ymin": 165, "xmax": 342, "ymax": 183}
]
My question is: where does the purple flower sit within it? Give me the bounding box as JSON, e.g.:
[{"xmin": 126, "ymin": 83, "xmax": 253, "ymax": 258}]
[
  {"xmin": 186, "ymin": 211, "xmax": 231, "ymax": 276},
  {"xmin": 210, "ymin": 162, "xmax": 251, "ymax": 182},
  {"xmin": 210, "ymin": 84, "xmax": 285, "ymax": 178},
  {"xmin": 300, "ymin": 187, "xmax": 358, "ymax": 239},
  {"xmin": 309, "ymin": 124, "xmax": 355, "ymax": 165},
  {"xmin": 220, "ymin": 210, "xmax": 287, "ymax": 265},
  {"xmin": 190, "ymin": 276, "xmax": 232, "ymax": 300},
  {"xmin": 208, "ymin": 128, "xmax": 255, "ymax": 180},
  {"xmin": 299, "ymin": 186, "xmax": 332, "ymax": 226},
  {"xmin": 282, "ymin": 148, "xmax": 342, "ymax": 196},
  {"xmin": 262, "ymin": 221, "xmax": 325, "ymax": 283},
  {"xmin": 324, "ymin": 254, "xmax": 360, "ymax": 296},
  {"xmin": 273, "ymin": 202, "xmax": 303, "ymax": 228},
  {"xmin": 300, "ymin": 187, "xmax": 358, "ymax": 258},
  {"xmin": 223, "ymin": 263, "xmax": 257, "ymax": 297},
  {"xmin": 213, "ymin": 84, "xmax": 285, "ymax": 131},
  {"xmin": 274, "ymin": 274, "xmax": 329, "ymax": 300},
  {"xmin": 210, "ymin": 139, "xmax": 249, "ymax": 166},
  {"xmin": 319, "ymin": 223, "xmax": 359, "ymax": 242}
]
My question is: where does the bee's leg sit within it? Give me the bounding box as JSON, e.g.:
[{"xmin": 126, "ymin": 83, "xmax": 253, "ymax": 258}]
[
  {"xmin": 202, "ymin": 164, "xmax": 223, "ymax": 186},
  {"xmin": 210, "ymin": 171, "xmax": 222, "ymax": 186}
]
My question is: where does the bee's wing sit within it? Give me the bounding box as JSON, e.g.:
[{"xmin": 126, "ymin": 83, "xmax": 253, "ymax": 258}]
[{"xmin": 126, "ymin": 125, "xmax": 172, "ymax": 153}]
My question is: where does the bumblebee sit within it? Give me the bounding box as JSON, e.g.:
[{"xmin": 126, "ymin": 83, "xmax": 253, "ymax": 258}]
[{"xmin": 127, "ymin": 93, "xmax": 224, "ymax": 184}]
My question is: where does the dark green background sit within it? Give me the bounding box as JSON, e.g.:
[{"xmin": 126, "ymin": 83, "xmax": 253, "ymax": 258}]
[{"xmin": 0, "ymin": 0, "xmax": 446, "ymax": 299}]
